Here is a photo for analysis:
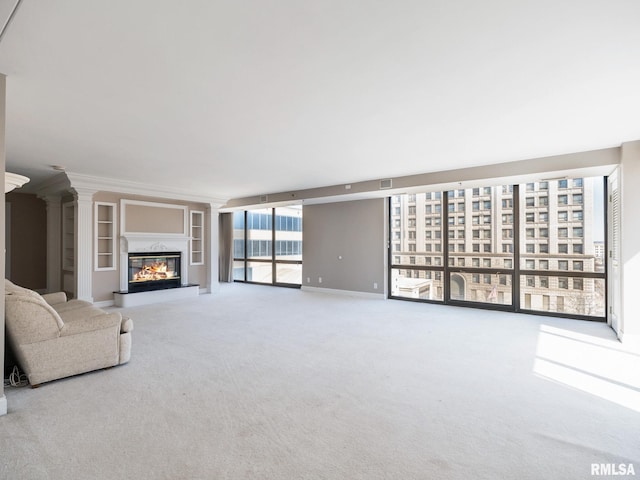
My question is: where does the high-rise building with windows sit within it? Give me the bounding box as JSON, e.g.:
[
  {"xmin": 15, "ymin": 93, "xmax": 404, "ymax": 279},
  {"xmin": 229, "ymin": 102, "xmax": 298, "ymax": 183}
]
[
  {"xmin": 233, "ymin": 206, "xmax": 303, "ymax": 285},
  {"xmin": 390, "ymin": 177, "xmax": 605, "ymax": 317}
]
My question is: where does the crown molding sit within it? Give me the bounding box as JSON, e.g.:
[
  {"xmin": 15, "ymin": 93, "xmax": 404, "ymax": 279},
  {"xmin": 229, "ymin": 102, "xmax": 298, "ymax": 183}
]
[
  {"xmin": 34, "ymin": 172, "xmax": 227, "ymax": 207},
  {"xmin": 33, "ymin": 172, "xmax": 71, "ymax": 197}
]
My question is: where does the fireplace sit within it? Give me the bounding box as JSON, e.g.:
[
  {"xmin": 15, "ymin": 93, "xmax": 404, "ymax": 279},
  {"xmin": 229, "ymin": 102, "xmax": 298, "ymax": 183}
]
[{"xmin": 127, "ymin": 252, "xmax": 181, "ymax": 293}]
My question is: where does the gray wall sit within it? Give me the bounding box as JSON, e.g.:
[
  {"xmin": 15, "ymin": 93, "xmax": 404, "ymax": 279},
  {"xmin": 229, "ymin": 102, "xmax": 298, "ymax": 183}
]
[
  {"xmin": 303, "ymin": 198, "xmax": 386, "ymax": 294},
  {"xmin": 6, "ymin": 192, "xmax": 47, "ymax": 290}
]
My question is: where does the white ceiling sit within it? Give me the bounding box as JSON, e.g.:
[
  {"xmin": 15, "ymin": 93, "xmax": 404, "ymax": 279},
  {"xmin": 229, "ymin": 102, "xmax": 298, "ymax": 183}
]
[{"xmin": 0, "ymin": 1, "xmax": 638, "ymax": 200}]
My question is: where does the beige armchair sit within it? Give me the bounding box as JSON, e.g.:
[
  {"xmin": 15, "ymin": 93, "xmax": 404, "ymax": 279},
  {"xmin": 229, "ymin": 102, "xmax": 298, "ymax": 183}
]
[{"xmin": 4, "ymin": 279, "xmax": 132, "ymax": 386}]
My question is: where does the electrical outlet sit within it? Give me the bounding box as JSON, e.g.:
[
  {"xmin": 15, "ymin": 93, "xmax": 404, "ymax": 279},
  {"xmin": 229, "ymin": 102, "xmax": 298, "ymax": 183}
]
[
  {"xmin": 307, "ymin": 277, "xmax": 311, "ymax": 283},
  {"xmin": 373, "ymin": 282, "xmax": 378, "ymax": 289},
  {"xmin": 318, "ymin": 277, "xmax": 322, "ymax": 284}
]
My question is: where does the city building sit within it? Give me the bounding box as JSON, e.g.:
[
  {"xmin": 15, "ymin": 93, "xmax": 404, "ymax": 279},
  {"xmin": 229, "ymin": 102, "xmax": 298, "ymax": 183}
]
[
  {"xmin": 391, "ymin": 177, "xmax": 605, "ymax": 317},
  {"xmin": 233, "ymin": 206, "xmax": 303, "ymax": 284}
]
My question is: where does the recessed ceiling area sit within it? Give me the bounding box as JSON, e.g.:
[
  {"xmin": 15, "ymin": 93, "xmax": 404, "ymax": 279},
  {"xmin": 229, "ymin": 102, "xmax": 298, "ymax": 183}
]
[{"xmin": 0, "ymin": 1, "xmax": 638, "ymax": 200}]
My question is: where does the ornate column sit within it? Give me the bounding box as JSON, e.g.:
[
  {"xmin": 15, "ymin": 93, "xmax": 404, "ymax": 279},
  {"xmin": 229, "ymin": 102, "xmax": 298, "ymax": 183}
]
[
  {"xmin": 42, "ymin": 195, "xmax": 62, "ymax": 293},
  {"xmin": 73, "ymin": 187, "xmax": 96, "ymax": 302}
]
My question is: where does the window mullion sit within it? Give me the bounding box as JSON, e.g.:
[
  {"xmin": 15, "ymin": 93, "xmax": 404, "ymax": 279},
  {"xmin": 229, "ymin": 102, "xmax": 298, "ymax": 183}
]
[
  {"xmin": 243, "ymin": 210, "xmax": 248, "ymax": 282},
  {"xmin": 443, "ymin": 191, "xmax": 450, "ymax": 303},
  {"xmin": 513, "ymin": 184, "xmax": 520, "ymax": 311},
  {"xmin": 272, "ymin": 208, "xmax": 276, "ymax": 284}
]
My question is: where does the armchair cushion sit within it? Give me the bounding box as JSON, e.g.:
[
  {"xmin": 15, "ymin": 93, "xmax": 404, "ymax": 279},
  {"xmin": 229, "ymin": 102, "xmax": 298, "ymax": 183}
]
[
  {"xmin": 41, "ymin": 291, "xmax": 67, "ymax": 305},
  {"xmin": 60, "ymin": 312, "xmax": 123, "ymax": 337},
  {"xmin": 52, "ymin": 299, "xmax": 94, "ymax": 313}
]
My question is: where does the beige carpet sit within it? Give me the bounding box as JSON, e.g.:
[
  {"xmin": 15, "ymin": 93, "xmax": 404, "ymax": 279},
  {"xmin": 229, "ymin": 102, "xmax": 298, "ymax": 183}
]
[{"xmin": 2, "ymin": 284, "xmax": 639, "ymax": 479}]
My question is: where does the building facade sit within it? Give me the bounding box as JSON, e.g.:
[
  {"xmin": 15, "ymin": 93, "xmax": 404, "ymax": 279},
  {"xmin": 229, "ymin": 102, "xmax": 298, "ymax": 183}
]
[
  {"xmin": 233, "ymin": 206, "xmax": 303, "ymax": 285},
  {"xmin": 390, "ymin": 177, "xmax": 605, "ymax": 318}
]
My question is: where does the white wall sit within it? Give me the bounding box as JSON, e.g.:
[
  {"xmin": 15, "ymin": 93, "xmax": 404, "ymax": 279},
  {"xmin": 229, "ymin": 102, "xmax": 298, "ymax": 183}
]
[{"xmin": 620, "ymin": 140, "xmax": 640, "ymax": 342}]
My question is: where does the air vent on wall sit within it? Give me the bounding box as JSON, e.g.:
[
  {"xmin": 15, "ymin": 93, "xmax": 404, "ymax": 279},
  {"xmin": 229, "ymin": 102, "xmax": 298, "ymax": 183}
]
[
  {"xmin": 260, "ymin": 195, "xmax": 268, "ymax": 203},
  {"xmin": 541, "ymin": 176, "xmax": 567, "ymax": 182},
  {"xmin": 380, "ymin": 179, "xmax": 392, "ymax": 189}
]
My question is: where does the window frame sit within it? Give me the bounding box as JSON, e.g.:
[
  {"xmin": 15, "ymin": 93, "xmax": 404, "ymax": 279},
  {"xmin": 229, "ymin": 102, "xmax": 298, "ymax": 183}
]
[{"xmin": 233, "ymin": 208, "xmax": 303, "ymax": 288}]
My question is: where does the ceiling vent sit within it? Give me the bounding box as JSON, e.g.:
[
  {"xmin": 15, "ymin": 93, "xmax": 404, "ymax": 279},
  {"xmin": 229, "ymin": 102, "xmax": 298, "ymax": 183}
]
[
  {"xmin": 380, "ymin": 179, "xmax": 393, "ymax": 189},
  {"xmin": 259, "ymin": 195, "xmax": 268, "ymax": 203}
]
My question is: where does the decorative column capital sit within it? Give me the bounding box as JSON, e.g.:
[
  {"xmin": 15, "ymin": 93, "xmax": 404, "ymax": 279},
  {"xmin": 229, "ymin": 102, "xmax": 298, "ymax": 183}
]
[
  {"xmin": 40, "ymin": 194, "xmax": 62, "ymax": 205},
  {"xmin": 71, "ymin": 186, "xmax": 97, "ymax": 202},
  {"xmin": 206, "ymin": 201, "xmax": 224, "ymax": 213}
]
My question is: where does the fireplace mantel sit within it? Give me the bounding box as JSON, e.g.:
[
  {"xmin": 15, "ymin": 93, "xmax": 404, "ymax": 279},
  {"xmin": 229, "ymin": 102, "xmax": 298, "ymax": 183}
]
[{"xmin": 119, "ymin": 234, "xmax": 190, "ymax": 292}]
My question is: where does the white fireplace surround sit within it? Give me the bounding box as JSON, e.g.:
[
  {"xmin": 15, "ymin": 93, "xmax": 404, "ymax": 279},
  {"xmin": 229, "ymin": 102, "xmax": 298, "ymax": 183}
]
[{"xmin": 119, "ymin": 234, "xmax": 190, "ymax": 292}]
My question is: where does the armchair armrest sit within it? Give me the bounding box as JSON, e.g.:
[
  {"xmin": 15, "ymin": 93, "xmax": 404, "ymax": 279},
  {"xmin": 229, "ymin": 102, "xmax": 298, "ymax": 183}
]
[
  {"xmin": 42, "ymin": 292, "xmax": 67, "ymax": 305},
  {"xmin": 60, "ymin": 312, "xmax": 123, "ymax": 337},
  {"xmin": 121, "ymin": 317, "xmax": 134, "ymax": 334}
]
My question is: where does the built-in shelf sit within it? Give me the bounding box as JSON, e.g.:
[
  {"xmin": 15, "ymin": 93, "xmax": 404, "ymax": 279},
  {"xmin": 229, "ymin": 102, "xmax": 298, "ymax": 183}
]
[
  {"xmin": 62, "ymin": 201, "xmax": 75, "ymax": 272},
  {"xmin": 190, "ymin": 210, "xmax": 204, "ymax": 265},
  {"xmin": 95, "ymin": 202, "xmax": 117, "ymax": 271}
]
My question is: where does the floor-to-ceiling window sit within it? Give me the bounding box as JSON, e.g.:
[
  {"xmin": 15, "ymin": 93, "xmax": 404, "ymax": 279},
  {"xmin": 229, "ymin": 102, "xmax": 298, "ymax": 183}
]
[
  {"xmin": 518, "ymin": 177, "xmax": 605, "ymax": 317},
  {"xmin": 274, "ymin": 206, "xmax": 303, "ymax": 284},
  {"xmin": 446, "ymin": 185, "xmax": 515, "ymax": 308},
  {"xmin": 389, "ymin": 176, "xmax": 606, "ymax": 320},
  {"xmin": 233, "ymin": 205, "xmax": 302, "ymax": 287},
  {"xmin": 390, "ymin": 192, "xmax": 444, "ymax": 301}
]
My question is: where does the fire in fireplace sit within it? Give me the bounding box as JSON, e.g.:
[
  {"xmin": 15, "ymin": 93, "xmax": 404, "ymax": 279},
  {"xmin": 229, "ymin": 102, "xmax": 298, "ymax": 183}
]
[{"xmin": 128, "ymin": 252, "xmax": 181, "ymax": 293}]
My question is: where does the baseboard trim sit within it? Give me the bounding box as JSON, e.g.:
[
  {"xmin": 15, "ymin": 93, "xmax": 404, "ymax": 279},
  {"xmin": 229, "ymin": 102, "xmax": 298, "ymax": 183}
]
[
  {"xmin": 301, "ymin": 286, "xmax": 385, "ymax": 299},
  {"xmin": 0, "ymin": 395, "xmax": 7, "ymax": 416},
  {"xmin": 94, "ymin": 300, "xmax": 115, "ymax": 308}
]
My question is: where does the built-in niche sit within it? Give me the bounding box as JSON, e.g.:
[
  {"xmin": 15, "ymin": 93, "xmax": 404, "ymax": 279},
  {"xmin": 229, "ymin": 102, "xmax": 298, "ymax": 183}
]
[
  {"xmin": 62, "ymin": 201, "xmax": 75, "ymax": 272},
  {"xmin": 95, "ymin": 202, "xmax": 117, "ymax": 271},
  {"xmin": 190, "ymin": 210, "xmax": 204, "ymax": 265}
]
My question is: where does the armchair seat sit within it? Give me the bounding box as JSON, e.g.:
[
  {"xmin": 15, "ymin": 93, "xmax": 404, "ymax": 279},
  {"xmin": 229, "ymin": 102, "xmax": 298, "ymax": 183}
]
[{"xmin": 4, "ymin": 279, "xmax": 133, "ymax": 385}]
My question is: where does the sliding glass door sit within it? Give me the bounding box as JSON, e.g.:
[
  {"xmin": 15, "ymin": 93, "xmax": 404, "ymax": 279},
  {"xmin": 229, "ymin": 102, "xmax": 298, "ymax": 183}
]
[{"xmin": 233, "ymin": 206, "xmax": 302, "ymax": 287}]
